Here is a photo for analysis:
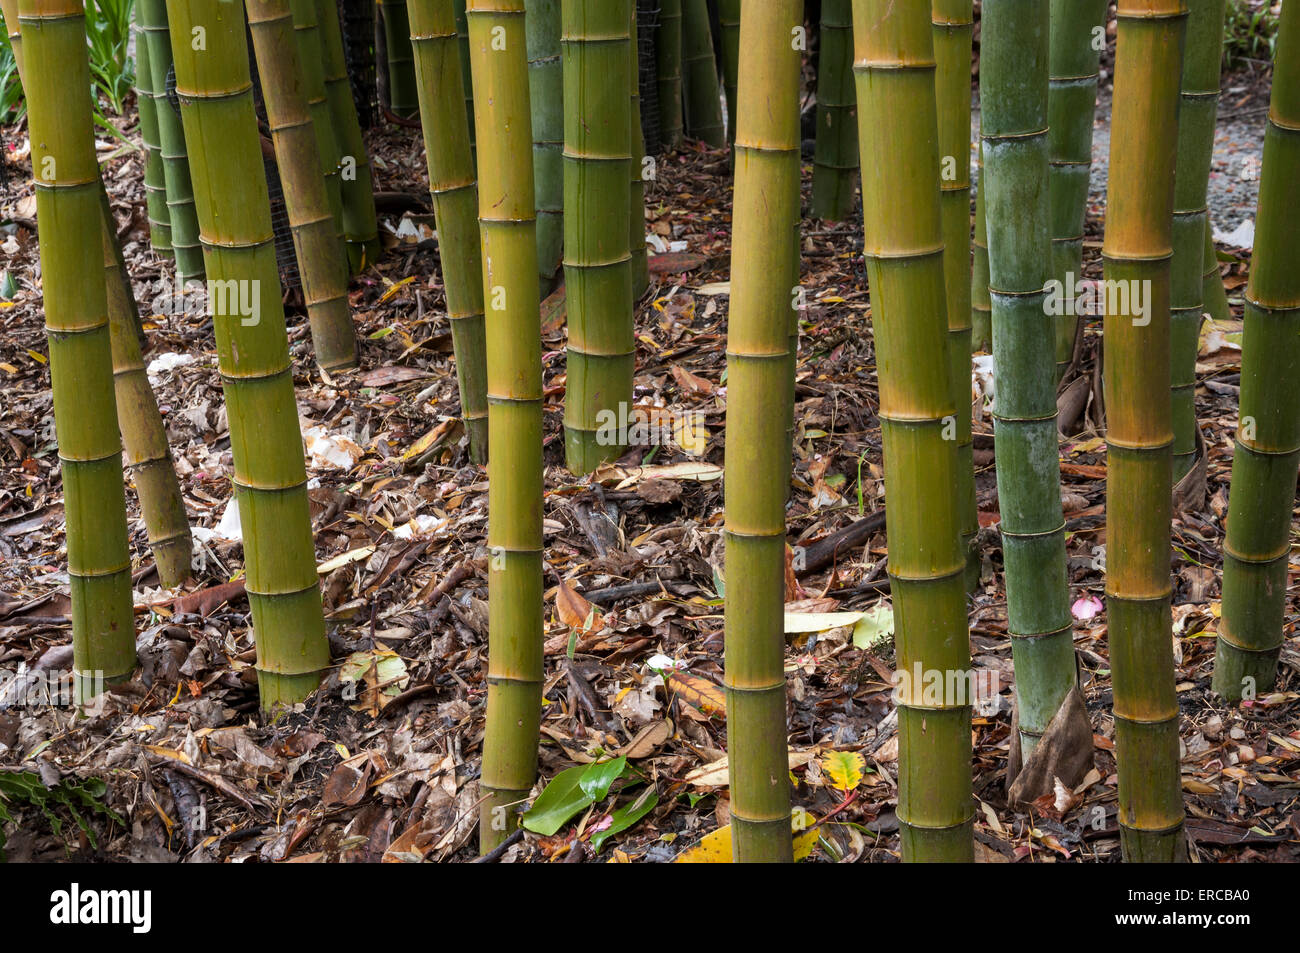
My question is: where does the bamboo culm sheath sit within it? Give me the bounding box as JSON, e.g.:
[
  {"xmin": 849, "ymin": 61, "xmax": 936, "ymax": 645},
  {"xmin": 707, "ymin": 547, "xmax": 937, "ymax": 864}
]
[
  {"xmin": 409, "ymin": 0, "xmax": 490, "ymax": 463},
  {"xmin": 725, "ymin": 0, "xmax": 802, "ymax": 864},
  {"xmin": 1103, "ymin": 0, "xmax": 1188, "ymax": 863},
  {"xmin": 681, "ymin": 0, "xmax": 724, "ymax": 147},
  {"xmin": 168, "ymin": 0, "xmax": 331, "ymax": 711},
  {"xmin": 526, "ymin": 0, "xmax": 564, "ymax": 287},
  {"xmin": 467, "ymin": 0, "xmax": 545, "ymax": 853},
  {"xmin": 982, "ymin": 0, "xmax": 1076, "ymax": 764},
  {"xmin": 20, "ymin": 0, "xmax": 137, "ymax": 698},
  {"xmin": 1213, "ymin": 1, "xmax": 1300, "ymax": 703},
  {"xmin": 562, "ymin": 0, "xmax": 634, "ymax": 474},
  {"xmin": 852, "ymin": 0, "xmax": 973, "ymax": 862},
  {"xmin": 246, "ymin": 0, "xmax": 359, "ymax": 373},
  {"xmin": 811, "ymin": 0, "xmax": 858, "ymax": 221}
]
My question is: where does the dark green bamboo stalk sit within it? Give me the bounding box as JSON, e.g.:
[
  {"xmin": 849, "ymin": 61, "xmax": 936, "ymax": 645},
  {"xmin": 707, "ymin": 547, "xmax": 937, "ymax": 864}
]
[
  {"xmin": 1048, "ymin": 0, "xmax": 1108, "ymax": 379},
  {"xmin": 1103, "ymin": 0, "xmax": 1187, "ymax": 863},
  {"xmin": 725, "ymin": 0, "xmax": 802, "ymax": 864},
  {"xmin": 971, "ymin": 150, "xmax": 993, "ymax": 353},
  {"xmin": 852, "ymin": 0, "xmax": 973, "ymax": 862},
  {"xmin": 168, "ymin": 0, "xmax": 331, "ymax": 710},
  {"xmin": 982, "ymin": 0, "xmax": 1075, "ymax": 764},
  {"xmin": 289, "ymin": 0, "xmax": 346, "ymax": 237},
  {"xmin": 139, "ymin": 0, "xmax": 205, "ymax": 282},
  {"xmin": 21, "ymin": 0, "xmax": 137, "ymax": 697},
  {"xmin": 811, "ymin": 0, "xmax": 858, "ymax": 221},
  {"xmin": 656, "ymin": 0, "xmax": 683, "ymax": 149},
  {"xmin": 133, "ymin": 12, "xmax": 173, "ymax": 257},
  {"xmin": 455, "ymin": 0, "xmax": 476, "ymax": 156},
  {"xmin": 1171, "ymin": 0, "xmax": 1227, "ymax": 482},
  {"xmin": 526, "ymin": 0, "xmax": 563, "ymax": 287},
  {"xmin": 1213, "ymin": 1, "xmax": 1300, "ymax": 703},
  {"xmin": 716, "ymin": 0, "xmax": 738, "ymax": 144},
  {"xmin": 562, "ymin": 0, "xmax": 633, "ymax": 473},
  {"xmin": 1202, "ymin": 217, "xmax": 1231, "ymax": 320},
  {"xmin": 932, "ymin": 0, "xmax": 976, "ymax": 588},
  {"xmin": 466, "ymin": 0, "xmax": 544, "ymax": 852},
  {"xmin": 247, "ymin": 0, "xmax": 358, "ymax": 372},
  {"xmin": 318, "ymin": 0, "xmax": 382, "ymax": 271},
  {"xmin": 382, "ymin": 0, "xmax": 419, "ymax": 115},
  {"xmin": 681, "ymin": 0, "xmax": 724, "ymax": 146},
  {"xmin": 410, "ymin": 0, "xmax": 489, "ymax": 463},
  {"xmin": 629, "ymin": 2, "xmax": 649, "ymax": 297}
]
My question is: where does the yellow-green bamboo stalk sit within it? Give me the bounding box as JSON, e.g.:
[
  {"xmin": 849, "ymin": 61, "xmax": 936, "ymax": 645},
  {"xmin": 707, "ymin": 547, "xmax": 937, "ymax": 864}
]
[
  {"xmin": 318, "ymin": 0, "xmax": 382, "ymax": 271},
  {"xmin": 526, "ymin": 0, "xmax": 564, "ymax": 287},
  {"xmin": 410, "ymin": 0, "xmax": 489, "ymax": 462},
  {"xmin": 168, "ymin": 0, "xmax": 330, "ymax": 710},
  {"xmin": 932, "ymin": 0, "xmax": 976, "ymax": 587},
  {"xmin": 812, "ymin": 0, "xmax": 858, "ymax": 221},
  {"xmin": 455, "ymin": 0, "xmax": 476, "ymax": 156},
  {"xmin": 21, "ymin": 0, "xmax": 137, "ymax": 697},
  {"xmin": 656, "ymin": 0, "xmax": 683, "ymax": 149},
  {"xmin": 681, "ymin": 0, "xmax": 723, "ymax": 146},
  {"xmin": 629, "ymin": 0, "xmax": 649, "ymax": 297},
  {"xmin": 1103, "ymin": 0, "xmax": 1188, "ymax": 863},
  {"xmin": 562, "ymin": 0, "xmax": 634, "ymax": 473},
  {"xmin": 132, "ymin": 13, "xmax": 173, "ymax": 257},
  {"xmin": 288, "ymin": 0, "xmax": 346, "ymax": 237},
  {"xmin": 467, "ymin": 0, "xmax": 544, "ymax": 852},
  {"xmin": 247, "ymin": 0, "xmax": 358, "ymax": 372},
  {"xmin": 1213, "ymin": 2, "xmax": 1300, "ymax": 702},
  {"xmin": 852, "ymin": 0, "xmax": 973, "ymax": 862},
  {"xmin": 725, "ymin": 0, "xmax": 802, "ymax": 864},
  {"xmin": 971, "ymin": 149, "xmax": 992, "ymax": 353}
]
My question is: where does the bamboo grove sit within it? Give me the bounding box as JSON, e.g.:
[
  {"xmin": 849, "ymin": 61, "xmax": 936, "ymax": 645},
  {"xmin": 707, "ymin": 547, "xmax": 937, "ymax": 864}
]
[{"xmin": 1, "ymin": 0, "xmax": 1296, "ymax": 864}]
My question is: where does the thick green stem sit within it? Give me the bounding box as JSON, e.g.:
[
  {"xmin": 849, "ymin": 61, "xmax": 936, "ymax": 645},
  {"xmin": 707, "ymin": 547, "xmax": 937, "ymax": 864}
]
[
  {"xmin": 656, "ymin": 0, "xmax": 683, "ymax": 148},
  {"xmin": 1213, "ymin": 2, "xmax": 1300, "ymax": 703},
  {"xmin": 1201, "ymin": 216, "xmax": 1231, "ymax": 320},
  {"xmin": 681, "ymin": 0, "xmax": 724, "ymax": 146},
  {"xmin": 132, "ymin": 12, "xmax": 173, "ymax": 257},
  {"xmin": 410, "ymin": 0, "xmax": 489, "ymax": 463},
  {"xmin": 526, "ymin": 0, "xmax": 564, "ymax": 286},
  {"xmin": 811, "ymin": 0, "xmax": 858, "ymax": 221},
  {"xmin": 629, "ymin": 1, "xmax": 649, "ymax": 297},
  {"xmin": 971, "ymin": 150, "xmax": 993, "ymax": 353},
  {"xmin": 288, "ymin": 0, "xmax": 346, "ymax": 239},
  {"xmin": 382, "ymin": 0, "xmax": 419, "ymax": 115}
]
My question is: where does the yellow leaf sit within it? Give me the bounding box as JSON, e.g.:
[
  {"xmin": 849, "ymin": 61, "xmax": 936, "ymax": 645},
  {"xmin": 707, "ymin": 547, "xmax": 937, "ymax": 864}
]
[
  {"xmin": 26, "ymin": 349, "xmax": 47, "ymax": 364},
  {"xmin": 821, "ymin": 749, "xmax": 866, "ymax": 793},
  {"xmin": 378, "ymin": 275, "xmax": 415, "ymax": 303},
  {"xmin": 0, "ymin": 363, "xmax": 16, "ymax": 374},
  {"xmin": 676, "ymin": 810, "xmax": 819, "ymax": 862}
]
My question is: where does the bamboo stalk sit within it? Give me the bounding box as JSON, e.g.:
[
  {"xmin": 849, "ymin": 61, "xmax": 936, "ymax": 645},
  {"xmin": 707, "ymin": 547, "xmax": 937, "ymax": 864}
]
[
  {"xmin": 852, "ymin": 0, "xmax": 973, "ymax": 862},
  {"xmin": 455, "ymin": 0, "xmax": 476, "ymax": 156},
  {"xmin": 811, "ymin": 0, "xmax": 858, "ymax": 221},
  {"xmin": 562, "ymin": 0, "xmax": 634, "ymax": 474},
  {"xmin": 247, "ymin": 0, "xmax": 359, "ymax": 372},
  {"xmin": 1103, "ymin": 0, "xmax": 1187, "ymax": 863},
  {"xmin": 526, "ymin": 0, "xmax": 564, "ymax": 287},
  {"xmin": 716, "ymin": 0, "xmax": 738, "ymax": 144},
  {"xmin": 1201, "ymin": 216, "xmax": 1231, "ymax": 320},
  {"xmin": 931, "ymin": 0, "xmax": 976, "ymax": 588},
  {"xmin": 410, "ymin": 0, "xmax": 489, "ymax": 463},
  {"xmin": 1047, "ymin": 0, "xmax": 1108, "ymax": 379},
  {"xmin": 971, "ymin": 148, "xmax": 992, "ymax": 353},
  {"xmin": 138, "ymin": 0, "xmax": 205, "ymax": 282},
  {"xmin": 1213, "ymin": 1, "xmax": 1300, "ymax": 703},
  {"xmin": 681, "ymin": 0, "xmax": 724, "ymax": 146},
  {"xmin": 381, "ymin": 0, "xmax": 419, "ymax": 115},
  {"xmin": 629, "ymin": 0, "xmax": 649, "ymax": 297},
  {"xmin": 288, "ymin": 0, "xmax": 346, "ymax": 238},
  {"xmin": 20, "ymin": 0, "xmax": 137, "ymax": 697},
  {"xmin": 318, "ymin": 0, "xmax": 382, "ymax": 271},
  {"xmin": 724, "ymin": 0, "xmax": 802, "ymax": 863},
  {"xmin": 656, "ymin": 0, "xmax": 683, "ymax": 149},
  {"xmin": 1170, "ymin": 0, "xmax": 1227, "ymax": 482},
  {"xmin": 466, "ymin": 0, "xmax": 544, "ymax": 852},
  {"xmin": 981, "ymin": 0, "xmax": 1075, "ymax": 763},
  {"xmin": 132, "ymin": 11, "xmax": 173, "ymax": 257},
  {"xmin": 168, "ymin": 0, "xmax": 331, "ymax": 710}
]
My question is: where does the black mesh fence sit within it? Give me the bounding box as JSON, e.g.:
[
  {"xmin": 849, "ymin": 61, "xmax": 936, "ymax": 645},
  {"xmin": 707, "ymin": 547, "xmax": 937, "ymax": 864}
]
[{"xmin": 340, "ymin": 0, "xmax": 377, "ymax": 130}]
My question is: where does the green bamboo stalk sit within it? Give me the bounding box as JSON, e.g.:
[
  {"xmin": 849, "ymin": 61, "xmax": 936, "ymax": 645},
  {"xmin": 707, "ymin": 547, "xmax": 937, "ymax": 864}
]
[
  {"xmin": 1103, "ymin": 0, "xmax": 1188, "ymax": 863},
  {"xmin": 410, "ymin": 0, "xmax": 489, "ymax": 463},
  {"xmin": 455, "ymin": 0, "xmax": 476, "ymax": 155},
  {"xmin": 288, "ymin": 0, "xmax": 346, "ymax": 237},
  {"xmin": 139, "ymin": 0, "xmax": 205, "ymax": 282},
  {"xmin": 168, "ymin": 0, "xmax": 331, "ymax": 710},
  {"xmin": 526, "ymin": 0, "xmax": 564, "ymax": 286},
  {"xmin": 1170, "ymin": 0, "xmax": 1227, "ymax": 482},
  {"xmin": 852, "ymin": 0, "xmax": 973, "ymax": 862},
  {"xmin": 1202, "ymin": 216, "xmax": 1231, "ymax": 320},
  {"xmin": 466, "ymin": 0, "xmax": 544, "ymax": 852},
  {"xmin": 811, "ymin": 0, "xmax": 858, "ymax": 221},
  {"xmin": 931, "ymin": 0, "xmax": 976, "ymax": 589},
  {"xmin": 725, "ymin": 0, "xmax": 802, "ymax": 864},
  {"xmin": 981, "ymin": 0, "xmax": 1076, "ymax": 764},
  {"xmin": 562, "ymin": 0, "xmax": 633, "ymax": 474},
  {"xmin": 1048, "ymin": 0, "xmax": 1108, "ymax": 379},
  {"xmin": 133, "ymin": 14, "xmax": 173, "ymax": 257},
  {"xmin": 681, "ymin": 0, "xmax": 724, "ymax": 146},
  {"xmin": 247, "ymin": 0, "xmax": 358, "ymax": 372},
  {"xmin": 1213, "ymin": 2, "xmax": 1300, "ymax": 703},
  {"xmin": 629, "ymin": 0, "xmax": 648, "ymax": 297},
  {"xmin": 382, "ymin": 0, "xmax": 419, "ymax": 115},
  {"xmin": 716, "ymin": 0, "xmax": 738, "ymax": 144},
  {"xmin": 971, "ymin": 150, "xmax": 993, "ymax": 353},
  {"xmin": 20, "ymin": 0, "xmax": 137, "ymax": 697},
  {"xmin": 656, "ymin": 0, "xmax": 683, "ymax": 149},
  {"xmin": 318, "ymin": 0, "xmax": 382, "ymax": 271}
]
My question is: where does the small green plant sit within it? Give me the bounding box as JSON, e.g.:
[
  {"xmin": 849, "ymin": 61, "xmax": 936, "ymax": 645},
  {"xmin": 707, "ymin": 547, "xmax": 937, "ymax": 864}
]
[
  {"xmin": 521, "ymin": 756, "xmax": 659, "ymax": 852},
  {"xmin": 0, "ymin": 770, "xmax": 125, "ymax": 860},
  {"xmin": 1223, "ymin": 0, "xmax": 1279, "ymax": 70}
]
